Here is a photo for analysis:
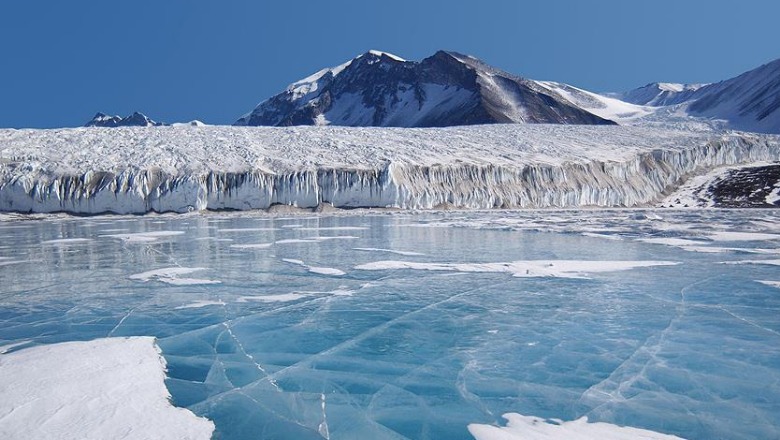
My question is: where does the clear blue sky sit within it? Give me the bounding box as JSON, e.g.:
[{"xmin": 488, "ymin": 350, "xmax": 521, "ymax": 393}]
[{"xmin": 1, "ymin": 0, "xmax": 778, "ymax": 128}]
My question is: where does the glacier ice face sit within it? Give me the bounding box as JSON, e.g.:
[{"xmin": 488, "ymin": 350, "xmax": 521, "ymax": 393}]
[{"xmin": 0, "ymin": 125, "xmax": 778, "ymax": 214}]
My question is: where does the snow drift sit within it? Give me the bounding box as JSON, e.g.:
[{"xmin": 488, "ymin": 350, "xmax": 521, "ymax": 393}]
[{"xmin": 0, "ymin": 125, "xmax": 777, "ymax": 214}]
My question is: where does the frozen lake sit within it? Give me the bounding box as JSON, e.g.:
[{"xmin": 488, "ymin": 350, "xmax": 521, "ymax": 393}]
[{"xmin": 1, "ymin": 210, "xmax": 779, "ymax": 439}]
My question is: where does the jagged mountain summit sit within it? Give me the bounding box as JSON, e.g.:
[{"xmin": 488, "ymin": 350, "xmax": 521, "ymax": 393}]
[
  {"xmin": 85, "ymin": 112, "xmax": 166, "ymax": 127},
  {"xmin": 619, "ymin": 58, "xmax": 780, "ymax": 133},
  {"xmin": 235, "ymin": 50, "xmax": 615, "ymax": 128}
]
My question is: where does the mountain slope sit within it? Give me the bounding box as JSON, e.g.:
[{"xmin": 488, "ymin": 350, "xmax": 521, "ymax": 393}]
[
  {"xmin": 618, "ymin": 58, "xmax": 780, "ymax": 134},
  {"xmin": 618, "ymin": 83, "xmax": 706, "ymax": 107},
  {"xmin": 536, "ymin": 81, "xmax": 653, "ymax": 123},
  {"xmin": 686, "ymin": 58, "xmax": 780, "ymax": 133},
  {"xmin": 235, "ymin": 50, "xmax": 615, "ymax": 128}
]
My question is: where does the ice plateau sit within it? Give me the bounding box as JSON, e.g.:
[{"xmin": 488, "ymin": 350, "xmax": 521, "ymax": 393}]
[{"xmin": 0, "ymin": 124, "xmax": 778, "ymax": 214}]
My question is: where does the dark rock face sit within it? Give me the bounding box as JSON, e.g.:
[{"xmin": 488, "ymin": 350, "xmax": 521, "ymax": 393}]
[
  {"xmin": 706, "ymin": 164, "xmax": 780, "ymax": 207},
  {"xmin": 85, "ymin": 112, "xmax": 165, "ymax": 127},
  {"xmin": 235, "ymin": 50, "xmax": 616, "ymax": 128}
]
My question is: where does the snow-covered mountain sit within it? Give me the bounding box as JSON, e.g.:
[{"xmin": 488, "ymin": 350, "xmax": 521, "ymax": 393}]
[
  {"xmin": 686, "ymin": 58, "xmax": 780, "ymax": 134},
  {"xmin": 619, "ymin": 58, "xmax": 780, "ymax": 134},
  {"xmin": 536, "ymin": 81, "xmax": 653, "ymax": 123},
  {"xmin": 85, "ymin": 112, "xmax": 166, "ymax": 127},
  {"xmin": 618, "ymin": 83, "xmax": 707, "ymax": 107},
  {"xmin": 235, "ymin": 50, "xmax": 615, "ymax": 128}
]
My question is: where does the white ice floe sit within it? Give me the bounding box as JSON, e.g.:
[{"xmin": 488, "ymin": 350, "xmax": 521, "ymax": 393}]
[
  {"xmin": 162, "ymin": 277, "xmax": 222, "ymax": 286},
  {"xmin": 634, "ymin": 237, "xmax": 735, "ymax": 253},
  {"xmin": 129, "ymin": 267, "xmax": 221, "ymax": 285},
  {"xmin": 758, "ymin": 280, "xmax": 780, "ymax": 289},
  {"xmin": 580, "ymin": 232, "xmax": 624, "ymax": 241},
  {"xmin": 275, "ymin": 238, "xmax": 319, "ymax": 244},
  {"xmin": 297, "ymin": 226, "xmax": 368, "ymax": 231},
  {"xmin": 722, "ymin": 259, "xmax": 780, "ymax": 266},
  {"xmin": 218, "ymin": 227, "xmax": 279, "ymax": 232},
  {"xmin": 237, "ymin": 293, "xmax": 309, "ymax": 303},
  {"xmin": 353, "ymin": 247, "xmax": 425, "ymax": 256},
  {"xmin": 175, "ymin": 300, "xmax": 226, "ymax": 309},
  {"xmin": 101, "ymin": 230, "xmax": 185, "ymax": 243},
  {"xmin": 468, "ymin": 413, "xmax": 683, "ymax": 440},
  {"xmin": 230, "ymin": 243, "xmax": 273, "ymax": 249},
  {"xmin": 41, "ymin": 238, "xmax": 93, "ymax": 245},
  {"xmin": 0, "ymin": 337, "xmax": 214, "ymax": 440},
  {"xmin": 707, "ymin": 231, "xmax": 780, "ymax": 241},
  {"xmin": 308, "ymin": 235, "xmax": 359, "ymax": 241},
  {"xmin": 637, "ymin": 237, "xmax": 711, "ymax": 247},
  {"xmin": 283, "ymin": 258, "xmax": 346, "ymax": 276},
  {"xmin": 307, "ymin": 266, "xmax": 347, "ymax": 276},
  {"xmin": 355, "ymin": 260, "xmax": 678, "ymax": 279},
  {"xmin": 1, "ymin": 125, "xmax": 777, "ymax": 214},
  {"xmin": 275, "ymin": 236, "xmax": 358, "ymax": 245}
]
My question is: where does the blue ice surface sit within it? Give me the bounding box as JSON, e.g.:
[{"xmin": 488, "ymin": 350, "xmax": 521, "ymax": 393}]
[{"xmin": 0, "ymin": 210, "xmax": 779, "ymax": 439}]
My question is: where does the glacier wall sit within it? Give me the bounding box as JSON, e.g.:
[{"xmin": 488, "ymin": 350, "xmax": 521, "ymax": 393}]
[{"xmin": 0, "ymin": 132, "xmax": 778, "ymax": 214}]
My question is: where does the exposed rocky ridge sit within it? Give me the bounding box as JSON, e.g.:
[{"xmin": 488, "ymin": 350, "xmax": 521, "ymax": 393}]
[
  {"xmin": 235, "ymin": 50, "xmax": 615, "ymax": 128},
  {"xmin": 85, "ymin": 112, "xmax": 165, "ymax": 127}
]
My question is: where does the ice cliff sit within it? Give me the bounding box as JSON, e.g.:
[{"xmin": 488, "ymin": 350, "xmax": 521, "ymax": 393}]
[{"xmin": 0, "ymin": 125, "xmax": 777, "ymax": 214}]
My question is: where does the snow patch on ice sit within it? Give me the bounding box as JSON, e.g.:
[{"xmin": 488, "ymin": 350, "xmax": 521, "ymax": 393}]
[
  {"xmin": 230, "ymin": 243, "xmax": 273, "ymax": 249},
  {"xmin": 101, "ymin": 231, "xmax": 185, "ymax": 243},
  {"xmin": 283, "ymin": 258, "xmax": 346, "ymax": 276},
  {"xmin": 708, "ymin": 231, "xmax": 780, "ymax": 241},
  {"xmin": 176, "ymin": 300, "xmax": 226, "ymax": 309},
  {"xmin": 129, "ymin": 267, "xmax": 221, "ymax": 285},
  {"xmin": 758, "ymin": 280, "xmax": 780, "ymax": 289},
  {"xmin": 723, "ymin": 259, "xmax": 780, "ymax": 266},
  {"xmin": 0, "ymin": 337, "xmax": 214, "ymax": 440},
  {"xmin": 237, "ymin": 293, "xmax": 309, "ymax": 303},
  {"xmin": 41, "ymin": 238, "xmax": 93, "ymax": 245},
  {"xmin": 581, "ymin": 232, "xmax": 624, "ymax": 241},
  {"xmin": 308, "ymin": 266, "xmax": 347, "ymax": 276},
  {"xmin": 637, "ymin": 237, "xmax": 711, "ymax": 247},
  {"xmin": 355, "ymin": 260, "xmax": 678, "ymax": 279},
  {"xmin": 275, "ymin": 236, "xmax": 357, "ymax": 245},
  {"xmin": 353, "ymin": 247, "xmax": 425, "ymax": 256},
  {"xmin": 297, "ymin": 226, "xmax": 368, "ymax": 231},
  {"xmin": 468, "ymin": 413, "xmax": 684, "ymax": 440},
  {"xmin": 218, "ymin": 227, "xmax": 279, "ymax": 232}
]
